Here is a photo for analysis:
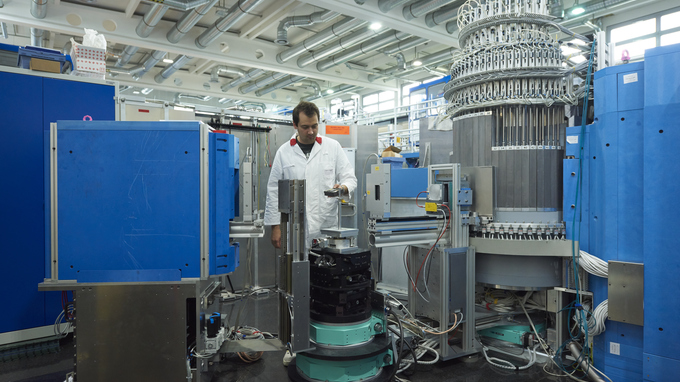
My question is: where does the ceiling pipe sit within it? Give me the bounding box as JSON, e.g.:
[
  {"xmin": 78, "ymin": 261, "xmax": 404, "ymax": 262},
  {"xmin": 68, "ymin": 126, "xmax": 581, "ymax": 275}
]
[
  {"xmin": 378, "ymin": 0, "xmax": 411, "ymax": 13},
  {"xmin": 176, "ymin": 93, "xmax": 212, "ymax": 102},
  {"xmin": 297, "ymin": 26, "xmax": 388, "ymax": 68},
  {"xmin": 167, "ymin": 0, "xmax": 220, "ymax": 43},
  {"xmin": 30, "ymin": 0, "xmax": 47, "ymax": 47},
  {"xmin": 239, "ymin": 72, "xmax": 287, "ymax": 94},
  {"xmin": 382, "ymin": 37, "xmax": 429, "ymax": 55},
  {"xmin": 403, "ymin": 0, "xmax": 459, "ymax": 21},
  {"xmin": 303, "ymin": 84, "xmax": 361, "ymax": 101},
  {"xmin": 221, "ymin": 68, "xmax": 265, "ymax": 92},
  {"xmin": 158, "ymin": 0, "xmax": 210, "ymax": 11},
  {"xmin": 218, "ymin": 98, "xmax": 233, "ymax": 104},
  {"xmin": 277, "ymin": 17, "xmax": 366, "ymax": 64},
  {"xmin": 424, "ymin": 1, "xmax": 465, "ymax": 27},
  {"xmin": 276, "ymin": 9, "xmax": 339, "ymax": 45},
  {"xmin": 195, "ymin": 0, "xmax": 265, "ymax": 49},
  {"xmin": 317, "ymin": 31, "xmax": 411, "ymax": 72},
  {"xmin": 136, "ymin": 4, "xmax": 170, "ymax": 38},
  {"xmin": 256, "ymin": 75, "xmax": 306, "ymax": 97},
  {"xmin": 0, "ymin": 22, "xmax": 7, "ymax": 39},
  {"xmin": 116, "ymin": 45, "xmax": 139, "ymax": 67},
  {"xmin": 30, "ymin": 0, "xmax": 47, "ymax": 19},
  {"xmin": 298, "ymin": 80, "xmax": 321, "ymax": 97},
  {"xmin": 393, "ymin": 52, "xmax": 406, "ymax": 71},
  {"xmin": 240, "ymin": 102, "xmax": 266, "ymax": 113},
  {"xmin": 445, "ymin": 20, "xmax": 459, "ymax": 34},
  {"xmin": 368, "ymin": 47, "xmax": 456, "ymax": 81},
  {"xmin": 132, "ymin": 50, "xmax": 167, "ymax": 80},
  {"xmin": 107, "ymin": 65, "xmax": 144, "ymax": 75},
  {"xmin": 210, "ymin": 65, "xmax": 246, "ymax": 82},
  {"xmin": 155, "ymin": 54, "xmax": 194, "ymax": 83}
]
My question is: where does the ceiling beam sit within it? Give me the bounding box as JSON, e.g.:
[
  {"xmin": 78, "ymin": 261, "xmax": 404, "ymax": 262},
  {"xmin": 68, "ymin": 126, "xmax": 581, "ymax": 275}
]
[
  {"xmin": 295, "ymin": 0, "xmax": 460, "ymax": 47},
  {"xmin": 239, "ymin": 0, "xmax": 299, "ymax": 40},
  {"xmin": 0, "ymin": 1, "xmax": 399, "ymax": 92},
  {"xmin": 125, "ymin": 0, "xmax": 142, "ymax": 18}
]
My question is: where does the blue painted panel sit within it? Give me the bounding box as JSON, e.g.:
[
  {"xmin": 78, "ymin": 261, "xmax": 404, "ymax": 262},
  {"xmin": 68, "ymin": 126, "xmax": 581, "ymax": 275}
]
[
  {"xmin": 209, "ymin": 133, "xmax": 239, "ymax": 275},
  {"xmin": 390, "ymin": 168, "xmax": 428, "ymax": 198},
  {"xmin": 644, "ymin": 353, "xmax": 680, "ymax": 382},
  {"xmin": 616, "ymin": 69, "xmax": 645, "ymax": 112},
  {"xmin": 43, "ymin": 78, "xmax": 115, "ymax": 130},
  {"xmin": 594, "ymin": 62, "xmax": 643, "ymax": 115},
  {"xmin": 56, "ymin": 121, "xmax": 202, "ymax": 280},
  {"xmin": 77, "ymin": 269, "xmax": 181, "ymax": 282},
  {"xmin": 643, "ymin": 43, "xmax": 680, "ymax": 361},
  {"xmin": 0, "ymin": 72, "xmax": 47, "ymax": 333}
]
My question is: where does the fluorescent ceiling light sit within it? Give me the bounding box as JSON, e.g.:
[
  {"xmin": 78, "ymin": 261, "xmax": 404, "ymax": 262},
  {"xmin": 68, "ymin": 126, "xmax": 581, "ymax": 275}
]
[
  {"xmin": 174, "ymin": 106, "xmax": 194, "ymax": 112},
  {"xmin": 140, "ymin": 88, "xmax": 153, "ymax": 95},
  {"xmin": 369, "ymin": 22, "xmax": 382, "ymax": 30},
  {"xmin": 163, "ymin": 59, "xmax": 174, "ymax": 63},
  {"xmin": 412, "ymin": 60, "xmax": 423, "ymax": 66},
  {"xmin": 326, "ymin": 89, "xmax": 334, "ymax": 94},
  {"xmin": 132, "ymin": 91, "xmax": 140, "ymax": 94},
  {"xmin": 571, "ymin": 6, "xmax": 585, "ymax": 15}
]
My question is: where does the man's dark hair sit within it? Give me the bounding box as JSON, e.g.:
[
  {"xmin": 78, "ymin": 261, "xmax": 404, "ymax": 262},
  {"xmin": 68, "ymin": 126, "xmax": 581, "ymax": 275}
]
[{"xmin": 292, "ymin": 101, "xmax": 319, "ymax": 125}]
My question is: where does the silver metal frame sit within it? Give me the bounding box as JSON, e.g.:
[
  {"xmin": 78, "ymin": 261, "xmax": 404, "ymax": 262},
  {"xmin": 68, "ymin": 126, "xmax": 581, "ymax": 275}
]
[
  {"xmin": 200, "ymin": 122, "xmax": 210, "ymax": 278},
  {"xmin": 49, "ymin": 122, "xmax": 59, "ymax": 280}
]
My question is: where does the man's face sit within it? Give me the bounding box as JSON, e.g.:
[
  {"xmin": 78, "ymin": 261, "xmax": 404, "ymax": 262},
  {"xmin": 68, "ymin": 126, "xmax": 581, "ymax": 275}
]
[{"xmin": 294, "ymin": 112, "xmax": 319, "ymax": 145}]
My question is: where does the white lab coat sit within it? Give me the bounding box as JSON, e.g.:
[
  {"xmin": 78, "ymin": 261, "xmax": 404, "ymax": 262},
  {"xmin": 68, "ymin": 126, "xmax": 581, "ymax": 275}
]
[{"xmin": 264, "ymin": 134, "xmax": 357, "ymax": 244}]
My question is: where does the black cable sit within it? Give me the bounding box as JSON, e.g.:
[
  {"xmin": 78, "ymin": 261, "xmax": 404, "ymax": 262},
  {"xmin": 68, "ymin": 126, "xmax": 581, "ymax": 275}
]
[{"xmin": 226, "ymin": 275, "xmax": 235, "ymax": 294}]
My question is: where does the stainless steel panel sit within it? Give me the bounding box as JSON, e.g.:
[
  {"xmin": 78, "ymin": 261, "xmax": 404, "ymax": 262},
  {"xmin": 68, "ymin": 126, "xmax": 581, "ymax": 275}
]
[
  {"xmin": 608, "ymin": 261, "xmax": 644, "ymax": 326},
  {"xmin": 419, "ymin": 118, "xmax": 453, "ymax": 165},
  {"xmin": 470, "ymin": 237, "xmax": 576, "ymax": 257},
  {"xmin": 476, "ymin": 254, "xmax": 562, "ymax": 289},
  {"xmin": 355, "ymin": 124, "xmax": 379, "ymax": 249},
  {"xmin": 461, "ymin": 166, "xmax": 495, "ymax": 217},
  {"xmin": 290, "ymin": 261, "xmax": 313, "ymax": 353},
  {"xmin": 75, "ymin": 283, "xmax": 197, "ymax": 382}
]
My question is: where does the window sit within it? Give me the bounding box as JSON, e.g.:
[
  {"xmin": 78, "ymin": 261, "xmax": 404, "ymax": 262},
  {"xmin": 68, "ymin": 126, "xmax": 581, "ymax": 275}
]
[
  {"xmin": 608, "ymin": 7, "xmax": 680, "ymax": 61},
  {"xmin": 362, "ymin": 91, "xmax": 396, "ymax": 114}
]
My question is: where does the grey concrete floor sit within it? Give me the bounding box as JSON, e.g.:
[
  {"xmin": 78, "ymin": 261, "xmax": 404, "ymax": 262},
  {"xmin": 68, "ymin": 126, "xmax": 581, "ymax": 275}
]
[{"xmin": 1, "ymin": 292, "xmax": 571, "ymax": 382}]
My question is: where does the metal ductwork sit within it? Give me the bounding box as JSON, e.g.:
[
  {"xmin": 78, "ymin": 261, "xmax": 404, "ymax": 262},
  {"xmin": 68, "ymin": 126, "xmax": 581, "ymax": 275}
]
[
  {"xmin": 393, "ymin": 52, "xmax": 406, "ymax": 71},
  {"xmin": 368, "ymin": 47, "xmax": 456, "ymax": 81},
  {"xmin": 240, "ymin": 102, "xmax": 266, "ymax": 113},
  {"xmin": 550, "ymin": 0, "xmax": 564, "ymax": 18},
  {"xmin": 403, "ymin": 0, "xmax": 458, "ymax": 21},
  {"xmin": 157, "ymin": 0, "xmax": 210, "ymax": 11},
  {"xmin": 195, "ymin": 0, "xmax": 265, "ymax": 49},
  {"xmin": 154, "ymin": 54, "xmax": 193, "ymax": 83},
  {"xmin": 30, "ymin": 0, "xmax": 47, "ymax": 19},
  {"xmin": 30, "ymin": 28, "xmax": 46, "ymax": 47},
  {"xmin": 255, "ymin": 75, "xmax": 306, "ymax": 97},
  {"xmin": 445, "ymin": 20, "xmax": 459, "ymax": 34},
  {"xmin": 30, "ymin": 0, "xmax": 47, "ymax": 47},
  {"xmin": 218, "ymin": 98, "xmax": 233, "ymax": 104},
  {"xmin": 176, "ymin": 93, "xmax": 212, "ymax": 102},
  {"xmin": 425, "ymin": 1, "xmax": 464, "ymax": 27},
  {"xmin": 378, "ymin": 0, "xmax": 411, "ymax": 13},
  {"xmin": 116, "ymin": 45, "xmax": 139, "ymax": 67},
  {"xmin": 277, "ymin": 17, "xmax": 366, "ymax": 64},
  {"xmin": 221, "ymin": 68, "xmax": 265, "ymax": 92},
  {"xmin": 297, "ymin": 26, "xmax": 387, "ymax": 68},
  {"xmin": 239, "ymin": 72, "xmax": 287, "ymax": 94},
  {"xmin": 167, "ymin": 0, "xmax": 220, "ymax": 43},
  {"xmin": 276, "ymin": 9, "xmax": 339, "ymax": 45},
  {"xmin": 136, "ymin": 4, "xmax": 170, "ymax": 38},
  {"xmin": 317, "ymin": 31, "xmax": 410, "ymax": 72},
  {"xmin": 0, "ymin": 22, "xmax": 7, "ymax": 39},
  {"xmin": 132, "ymin": 50, "xmax": 167, "ymax": 80},
  {"xmin": 210, "ymin": 65, "xmax": 246, "ymax": 82},
  {"xmin": 107, "ymin": 65, "xmax": 144, "ymax": 75},
  {"xmin": 303, "ymin": 84, "xmax": 360, "ymax": 101},
  {"xmin": 382, "ymin": 37, "xmax": 428, "ymax": 55},
  {"xmin": 298, "ymin": 80, "xmax": 321, "ymax": 98}
]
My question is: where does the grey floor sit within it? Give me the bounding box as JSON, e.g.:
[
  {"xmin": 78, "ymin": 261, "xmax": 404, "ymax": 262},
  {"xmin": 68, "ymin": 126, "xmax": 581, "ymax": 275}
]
[{"xmin": 1, "ymin": 292, "xmax": 571, "ymax": 382}]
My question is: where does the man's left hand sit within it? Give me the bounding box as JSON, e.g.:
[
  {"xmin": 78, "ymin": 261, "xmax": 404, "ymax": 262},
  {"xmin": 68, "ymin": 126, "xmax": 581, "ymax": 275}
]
[{"xmin": 333, "ymin": 184, "xmax": 348, "ymax": 195}]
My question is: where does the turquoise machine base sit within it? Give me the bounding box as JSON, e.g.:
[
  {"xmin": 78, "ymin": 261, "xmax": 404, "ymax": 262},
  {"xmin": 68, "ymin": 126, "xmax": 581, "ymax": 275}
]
[
  {"xmin": 478, "ymin": 322, "xmax": 547, "ymax": 346},
  {"xmin": 294, "ymin": 348, "xmax": 393, "ymax": 382},
  {"xmin": 310, "ymin": 315, "xmax": 386, "ymax": 346}
]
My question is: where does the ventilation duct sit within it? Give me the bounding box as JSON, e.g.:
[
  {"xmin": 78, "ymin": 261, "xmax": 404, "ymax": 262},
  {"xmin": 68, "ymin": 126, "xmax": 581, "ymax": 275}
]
[
  {"xmin": 303, "ymin": 84, "xmax": 360, "ymax": 101},
  {"xmin": 277, "ymin": 18, "xmax": 366, "ymax": 64},
  {"xmin": 368, "ymin": 47, "xmax": 456, "ymax": 81},
  {"xmin": 30, "ymin": 0, "xmax": 47, "ymax": 47},
  {"xmin": 393, "ymin": 53, "xmax": 406, "ymax": 71},
  {"xmin": 30, "ymin": 28, "xmax": 46, "ymax": 47},
  {"xmin": 297, "ymin": 26, "xmax": 387, "ymax": 68},
  {"xmin": 154, "ymin": 55, "xmax": 193, "ymax": 83},
  {"xmin": 0, "ymin": 22, "xmax": 7, "ymax": 40},
  {"xmin": 136, "ymin": 4, "xmax": 170, "ymax": 38},
  {"xmin": 378, "ymin": 0, "xmax": 411, "ymax": 13},
  {"xmin": 255, "ymin": 75, "xmax": 306, "ymax": 97},
  {"xmin": 424, "ymin": 1, "xmax": 465, "ymax": 27},
  {"xmin": 210, "ymin": 66, "xmax": 246, "ymax": 82},
  {"xmin": 176, "ymin": 93, "xmax": 212, "ymax": 102},
  {"xmin": 218, "ymin": 98, "xmax": 233, "ymax": 104},
  {"xmin": 107, "ymin": 65, "xmax": 144, "ymax": 75},
  {"xmin": 132, "ymin": 50, "xmax": 167, "ymax": 80},
  {"xmin": 195, "ymin": 0, "xmax": 265, "ymax": 49},
  {"xmin": 403, "ymin": 0, "xmax": 458, "ymax": 21},
  {"xmin": 298, "ymin": 80, "xmax": 321, "ymax": 98},
  {"xmin": 116, "ymin": 45, "xmax": 139, "ymax": 67},
  {"xmin": 155, "ymin": 0, "xmax": 210, "ymax": 11},
  {"xmin": 240, "ymin": 102, "xmax": 266, "ymax": 113},
  {"xmin": 167, "ymin": 0, "xmax": 220, "ymax": 43},
  {"xmin": 221, "ymin": 68, "xmax": 265, "ymax": 92},
  {"xmin": 239, "ymin": 72, "xmax": 287, "ymax": 94},
  {"xmin": 317, "ymin": 31, "xmax": 410, "ymax": 72},
  {"xmin": 382, "ymin": 37, "xmax": 428, "ymax": 55},
  {"xmin": 276, "ymin": 9, "xmax": 339, "ymax": 45},
  {"xmin": 445, "ymin": 20, "xmax": 459, "ymax": 34}
]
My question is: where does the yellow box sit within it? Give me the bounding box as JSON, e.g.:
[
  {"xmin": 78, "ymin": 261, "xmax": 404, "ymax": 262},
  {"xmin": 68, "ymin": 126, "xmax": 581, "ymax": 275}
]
[{"xmin": 425, "ymin": 202, "xmax": 438, "ymax": 212}]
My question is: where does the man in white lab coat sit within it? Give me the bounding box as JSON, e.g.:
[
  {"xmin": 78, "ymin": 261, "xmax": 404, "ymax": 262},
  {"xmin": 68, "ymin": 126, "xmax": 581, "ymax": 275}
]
[{"xmin": 264, "ymin": 101, "xmax": 357, "ymax": 249}]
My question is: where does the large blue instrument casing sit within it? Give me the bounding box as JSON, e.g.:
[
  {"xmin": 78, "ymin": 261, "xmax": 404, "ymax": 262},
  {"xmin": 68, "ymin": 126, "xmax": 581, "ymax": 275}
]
[{"xmin": 49, "ymin": 121, "xmax": 239, "ymax": 282}]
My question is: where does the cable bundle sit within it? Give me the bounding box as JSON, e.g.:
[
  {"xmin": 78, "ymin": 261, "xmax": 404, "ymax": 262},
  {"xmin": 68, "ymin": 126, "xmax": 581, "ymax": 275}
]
[{"xmin": 579, "ymin": 250, "xmax": 608, "ymax": 278}]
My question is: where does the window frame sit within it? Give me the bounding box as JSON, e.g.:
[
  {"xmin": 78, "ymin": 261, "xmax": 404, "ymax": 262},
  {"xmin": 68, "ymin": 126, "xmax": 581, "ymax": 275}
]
[{"xmin": 607, "ymin": 6, "xmax": 680, "ymax": 60}]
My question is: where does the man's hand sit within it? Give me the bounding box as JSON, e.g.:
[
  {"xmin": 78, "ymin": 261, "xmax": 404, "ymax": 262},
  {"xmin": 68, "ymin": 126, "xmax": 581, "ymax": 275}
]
[
  {"xmin": 271, "ymin": 225, "xmax": 282, "ymax": 249},
  {"xmin": 333, "ymin": 184, "xmax": 348, "ymax": 195}
]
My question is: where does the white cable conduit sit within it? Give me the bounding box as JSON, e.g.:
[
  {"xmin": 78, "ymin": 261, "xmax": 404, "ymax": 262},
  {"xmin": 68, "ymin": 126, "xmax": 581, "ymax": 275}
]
[
  {"xmin": 277, "ymin": 17, "xmax": 366, "ymax": 64},
  {"xmin": 275, "ymin": 9, "xmax": 339, "ymax": 45}
]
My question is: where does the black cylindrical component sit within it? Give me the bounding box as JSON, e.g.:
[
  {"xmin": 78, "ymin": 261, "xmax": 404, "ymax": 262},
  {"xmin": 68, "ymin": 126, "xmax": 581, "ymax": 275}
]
[{"xmin": 207, "ymin": 312, "xmax": 221, "ymax": 338}]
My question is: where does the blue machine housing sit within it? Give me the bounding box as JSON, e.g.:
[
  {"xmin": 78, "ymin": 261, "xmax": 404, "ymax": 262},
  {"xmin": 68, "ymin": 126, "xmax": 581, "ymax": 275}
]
[
  {"xmin": 49, "ymin": 121, "xmax": 239, "ymax": 282},
  {"xmin": 565, "ymin": 43, "xmax": 680, "ymax": 381}
]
